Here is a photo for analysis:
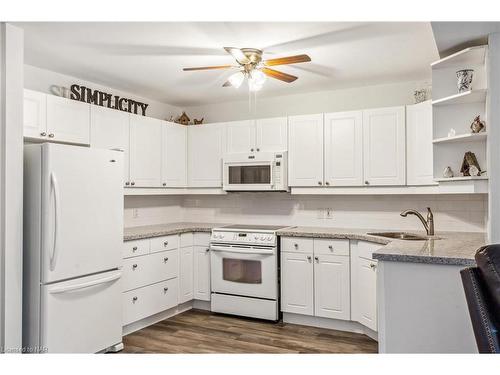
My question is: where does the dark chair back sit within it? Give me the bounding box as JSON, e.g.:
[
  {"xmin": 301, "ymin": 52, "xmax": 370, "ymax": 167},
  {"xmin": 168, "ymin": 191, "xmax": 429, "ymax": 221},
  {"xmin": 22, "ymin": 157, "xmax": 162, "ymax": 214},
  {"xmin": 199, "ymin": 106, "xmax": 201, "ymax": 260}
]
[{"xmin": 460, "ymin": 245, "xmax": 500, "ymax": 353}]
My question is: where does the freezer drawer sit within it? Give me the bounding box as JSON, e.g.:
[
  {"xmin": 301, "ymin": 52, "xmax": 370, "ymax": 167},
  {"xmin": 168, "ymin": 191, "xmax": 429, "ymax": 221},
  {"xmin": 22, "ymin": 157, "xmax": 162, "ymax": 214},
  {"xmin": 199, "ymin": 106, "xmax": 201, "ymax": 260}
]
[
  {"xmin": 123, "ymin": 278, "xmax": 179, "ymax": 325},
  {"xmin": 40, "ymin": 270, "xmax": 122, "ymax": 353},
  {"xmin": 122, "ymin": 249, "xmax": 179, "ymax": 291}
]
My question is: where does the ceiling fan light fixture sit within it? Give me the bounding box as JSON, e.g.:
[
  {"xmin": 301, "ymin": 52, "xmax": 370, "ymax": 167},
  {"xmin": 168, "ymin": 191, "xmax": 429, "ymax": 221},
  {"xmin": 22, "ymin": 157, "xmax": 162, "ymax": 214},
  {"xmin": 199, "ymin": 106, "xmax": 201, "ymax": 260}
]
[
  {"xmin": 248, "ymin": 69, "xmax": 267, "ymax": 92},
  {"xmin": 228, "ymin": 71, "xmax": 245, "ymax": 88}
]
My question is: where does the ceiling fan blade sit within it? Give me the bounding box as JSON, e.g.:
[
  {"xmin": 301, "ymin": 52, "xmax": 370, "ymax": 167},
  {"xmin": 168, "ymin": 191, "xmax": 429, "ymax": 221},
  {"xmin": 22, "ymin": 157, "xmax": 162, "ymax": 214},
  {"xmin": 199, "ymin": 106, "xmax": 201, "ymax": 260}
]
[
  {"xmin": 261, "ymin": 68, "xmax": 298, "ymax": 83},
  {"xmin": 223, "ymin": 47, "xmax": 250, "ymax": 64},
  {"xmin": 263, "ymin": 54, "xmax": 311, "ymax": 67},
  {"xmin": 183, "ymin": 65, "xmax": 233, "ymax": 71},
  {"xmin": 222, "ymin": 81, "xmax": 232, "ymax": 87}
]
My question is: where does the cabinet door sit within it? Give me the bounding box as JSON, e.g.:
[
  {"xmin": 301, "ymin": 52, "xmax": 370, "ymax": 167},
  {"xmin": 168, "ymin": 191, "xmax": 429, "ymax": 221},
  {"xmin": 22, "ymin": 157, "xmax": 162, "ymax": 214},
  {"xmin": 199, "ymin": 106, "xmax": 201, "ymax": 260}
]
[
  {"xmin": 193, "ymin": 245, "xmax": 211, "ymax": 301},
  {"xmin": 324, "ymin": 111, "xmax": 363, "ymax": 186},
  {"xmin": 90, "ymin": 105, "xmax": 130, "ymax": 185},
  {"xmin": 281, "ymin": 252, "xmax": 314, "ymax": 315},
  {"xmin": 187, "ymin": 123, "xmax": 225, "ymax": 187},
  {"xmin": 363, "ymin": 107, "xmax": 406, "ymax": 186},
  {"xmin": 23, "ymin": 89, "xmax": 47, "ymax": 139},
  {"xmin": 46, "ymin": 95, "xmax": 91, "ymax": 145},
  {"xmin": 161, "ymin": 121, "xmax": 187, "ymax": 187},
  {"xmin": 314, "ymin": 254, "xmax": 350, "ymax": 320},
  {"xmin": 288, "ymin": 114, "xmax": 324, "ymax": 187},
  {"xmin": 406, "ymin": 101, "xmax": 434, "ymax": 185},
  {"xmin": 353, "ymin": 257, "xmax": 378, "ymax": 331},
  {"xmin": 179, "ymin": 246, "xmax": 194, "ymax": 303},
  {"xmin": 255, "ymin": 117, "xmax": 288, "ymax": 152},
  {"xmin": 225, "ymin": 120, "xmax": 256, "ymax": 153},
  {"xmin": 129, "ymin": 114, "xmax": 162, "ymax": 187}
]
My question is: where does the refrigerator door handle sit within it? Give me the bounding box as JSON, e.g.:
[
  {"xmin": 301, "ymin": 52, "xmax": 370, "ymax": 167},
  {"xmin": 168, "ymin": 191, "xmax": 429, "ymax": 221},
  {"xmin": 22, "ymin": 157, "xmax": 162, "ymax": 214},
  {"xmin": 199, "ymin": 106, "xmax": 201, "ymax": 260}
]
[
  {"xmin": 50, "ymin": 172, "xmax": 61, "ymax": 271},
  {"xmin": 49, "ymin": 271, "xmax": 122, "ymax": 294}
]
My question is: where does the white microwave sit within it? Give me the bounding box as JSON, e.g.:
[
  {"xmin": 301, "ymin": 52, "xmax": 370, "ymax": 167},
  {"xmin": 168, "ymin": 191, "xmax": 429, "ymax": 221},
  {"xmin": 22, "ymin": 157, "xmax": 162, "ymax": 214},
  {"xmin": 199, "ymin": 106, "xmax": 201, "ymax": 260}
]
[{"xmin": 222, "ymin": 151, "xmax": 288, "ymax": 191}]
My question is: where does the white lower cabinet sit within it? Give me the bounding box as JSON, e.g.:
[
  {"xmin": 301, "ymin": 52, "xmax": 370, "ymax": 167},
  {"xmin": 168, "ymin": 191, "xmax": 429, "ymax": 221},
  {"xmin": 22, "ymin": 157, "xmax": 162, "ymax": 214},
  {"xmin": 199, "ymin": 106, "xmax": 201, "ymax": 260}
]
[
  {"xmin": 281, "ymin": 252, "xmax": 314, "ymax": 315},
  {"xmin": 194, "ymin": 245, "xmax": 211, "ymax": 301},
  {"xmin": 314, "ymin": 254, "xmax": 350, "ymax": 320},
  {"xmin": 179, "ymin": 246, "xmax": 194, "ymax": 303}
]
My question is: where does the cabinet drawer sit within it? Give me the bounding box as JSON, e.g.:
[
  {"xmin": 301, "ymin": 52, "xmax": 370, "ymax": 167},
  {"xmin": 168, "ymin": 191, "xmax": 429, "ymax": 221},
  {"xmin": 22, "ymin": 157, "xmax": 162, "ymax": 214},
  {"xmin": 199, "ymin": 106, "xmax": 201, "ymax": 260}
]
[
  {"xmin": 123, "ymin": 239, "xmax": 149, "ymax": 259},
  {"xmin": 314, "ymin": 238, "xmax": 350, "ymax": 256},
  {"xmin": 180, "ymin": 232, "xmax": 193, "ymax": 247},
  {"xmin": 281, "ymin": 237, "xmax": 313, "ymax": 253},
  {"xmin": 123, "ymin": 278, "xmax": 179, "ymax": 326},
  {"xmin": 356, "ymin": 240, "xmax": 384, "ymax": 260},
  {"xmin": 194, "ymin": 232, "xmax": 211, "ymax": 246},
  {"xmin": 122, "ymin": 249, "xmax": 179, "ymax": 291},
  {"xmin": 150, "ymin": 235, "xmax": 178, "ymax": 253}
]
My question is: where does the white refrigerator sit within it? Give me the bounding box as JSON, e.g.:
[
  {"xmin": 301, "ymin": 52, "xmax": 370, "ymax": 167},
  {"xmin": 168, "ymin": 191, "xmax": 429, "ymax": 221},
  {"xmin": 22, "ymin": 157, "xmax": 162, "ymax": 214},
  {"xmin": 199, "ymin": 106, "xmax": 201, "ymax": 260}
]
[{"xmin": 23, "ymin": 143, "xmax": 124, "ymax": 353}]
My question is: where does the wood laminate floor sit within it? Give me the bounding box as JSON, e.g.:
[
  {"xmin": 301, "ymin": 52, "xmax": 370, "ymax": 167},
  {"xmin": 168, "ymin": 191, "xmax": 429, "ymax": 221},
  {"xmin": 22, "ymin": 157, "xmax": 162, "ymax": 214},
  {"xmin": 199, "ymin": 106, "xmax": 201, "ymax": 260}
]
[{"xmin": 122, "ymin": 309, "xmax": 378, "ymax": 354}]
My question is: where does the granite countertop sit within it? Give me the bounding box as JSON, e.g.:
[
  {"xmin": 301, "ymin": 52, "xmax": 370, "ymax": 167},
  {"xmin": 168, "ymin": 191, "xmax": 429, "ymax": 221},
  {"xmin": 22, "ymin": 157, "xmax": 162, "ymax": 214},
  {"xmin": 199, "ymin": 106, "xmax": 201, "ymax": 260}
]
[
  {"xmin": 276, "ymin": 226, "xmax": 487, "ymax": 266},
  {"xmin": 124, "ymin": 223, "xmax": 487, "ymax": 266},
  {"xmin": 124, "ymin": 222, "xmax": 227, "ymax": 241}
]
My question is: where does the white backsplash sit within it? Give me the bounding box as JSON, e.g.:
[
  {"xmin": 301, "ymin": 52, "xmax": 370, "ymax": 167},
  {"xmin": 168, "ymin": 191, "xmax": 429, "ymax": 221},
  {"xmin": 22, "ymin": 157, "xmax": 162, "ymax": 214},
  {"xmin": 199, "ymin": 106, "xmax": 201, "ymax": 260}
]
[{"xmin": 125, "ymin": 193, "xmax": 487, "ymax": 233}]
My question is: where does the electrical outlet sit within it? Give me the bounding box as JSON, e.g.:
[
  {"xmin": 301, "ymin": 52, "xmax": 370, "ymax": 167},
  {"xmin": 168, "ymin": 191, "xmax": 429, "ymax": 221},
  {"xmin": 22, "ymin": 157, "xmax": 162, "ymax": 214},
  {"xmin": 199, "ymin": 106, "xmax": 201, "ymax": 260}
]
[
  {"xmin": 325, "ymin": 208, "xmax": 334, "ymax": 219},
  {"xmin": 132, "ymin": 208, "xmax": 139, "ymax": 219}
]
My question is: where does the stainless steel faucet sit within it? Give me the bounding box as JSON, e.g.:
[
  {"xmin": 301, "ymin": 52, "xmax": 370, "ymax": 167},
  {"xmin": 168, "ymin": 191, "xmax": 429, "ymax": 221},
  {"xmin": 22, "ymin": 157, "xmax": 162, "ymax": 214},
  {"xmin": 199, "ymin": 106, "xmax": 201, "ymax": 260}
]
[{"xmin": 400, "ymin": 207, "xmax": 435, "ymax": 236}]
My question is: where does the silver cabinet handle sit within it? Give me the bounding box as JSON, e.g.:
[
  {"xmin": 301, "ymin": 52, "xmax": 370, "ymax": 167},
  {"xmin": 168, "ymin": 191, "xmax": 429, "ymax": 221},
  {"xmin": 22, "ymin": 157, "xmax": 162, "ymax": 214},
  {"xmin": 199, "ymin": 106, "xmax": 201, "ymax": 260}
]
[
  {"xmin": 318, "ymin": 181, "xmax": 322, "ymax": 185},
  {"xmin": 328, "ymin": 245, "xmax": 333, "ymax": 251},
  {"xmin": 40, "ymin": 132, "xmax": 47, "ymax": 137},
  {"xmin": 111, "ymin": 148, "xmax": 124, "ymax": 152},
  {"xmin": 132, "ymin": 246, "xmax": 138, "ymax": 252},
  {"xmin": 132, "ymin": 264, "xmax": 138, "ymax": 270},
  {"xmin": 314, "ymin": 256, "xmax": 319, "ymax": 262},
  {"xmin": 163, "ymin": 287, "xmax": 169, "ymax": 293},
  {"xmin": 307, "ymin": 255, "xmax": 312, "ymax": 262},
  {"xmin": 251, "ymin": 148, "xmax": 254, "ymax": 152},
  {"xmin": 131, "ymin": 182, "xmax": 135, "ymax": 186},
  {"xmin": 132, "ymin": 296, "xmax": 138, "ymax": 303},
  {"xmin": 48, "ymin": 133, "xmax": 55, "ymax": 138},
  {"xmin": 205, "ymin": 248, "xmax": 210, "ymax": 253},
  {"xmin": 365, "ymin": 180, "xmax": 370, "ymax": 185},
  {"xmin": 370, "ymin": 263, "xmax": 377, "ymax": 269},
  {"xmin": 163, "ymin": 241, "xmax": 169, "ymax": 247},
  {"xmin": 125, "ymin": 182, "xmax": 130, "ymax": 186},
  {"xmin": 325, "ymin": 181, "xmax": 330, "ymax": 186},
  {"xmin": 49, "ymin": 172, "xmax": 60, "ymax": 272},
  {"xmin": 163, "ymin": 257, "xmax": 169, "ymax": 263},
  {"xmin": 162, "ymin": 183, "xmax": 166, "ymax": 186},
  {"xmin": 256, "ymin": 148, "xmax": 260, "ymax": 152},
  {"xmin": 294, "ymin": 243, "xmax": 299, "ymax": 248}
]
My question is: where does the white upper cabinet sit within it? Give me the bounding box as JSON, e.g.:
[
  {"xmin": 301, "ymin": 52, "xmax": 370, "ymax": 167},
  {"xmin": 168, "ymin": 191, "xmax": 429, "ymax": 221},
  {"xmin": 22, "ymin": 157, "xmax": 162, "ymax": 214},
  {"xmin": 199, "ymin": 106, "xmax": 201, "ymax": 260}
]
[
  {"xmin": 288, "ymin": 114, "xmax": 324, "ymax": 187},
  {"xmin": 23, "ymin": 89, "xmax": 47, "ymax": 139},
  {"xmin": 281, "ymin": 251, "xmax": 314, "ymax": 316},
  {"xmin": 90, "ymin": 105, "xmax": 130, "ymax": 186},
  {"xmin": 406, "ymin": 101, "xmax": 434, "ymax": 186},
  {"xmin": 324, "ymin": 111, "xmax": 363, "ymax": 186},
  {"xmin": 225, "ymin": 120, "xmax": 256, "ymax": 154},
  {"xmin": 362, "ymin": 106, "xmax": 406, "ymax": 186},
  {"xmin": 314, "ymin": 254, "xmax": 350, "ymax": 320},
  {"xmin": 46, "ymin": 94, "xmax": 91, "ymax": 145},
  {"xmin": 188, "ymin": 123, "xmax": 226, "ymax": 187},
  {"xmin": 129, "ymin": 114, "xmax": 162, "ymax": 187},
  {"xmin": 255, "ymin": 117, "xmax": 288, "ymax": 152},
  {"xmin": 161, "ymin": 122, "xmax": 187, "ymax": 187}
]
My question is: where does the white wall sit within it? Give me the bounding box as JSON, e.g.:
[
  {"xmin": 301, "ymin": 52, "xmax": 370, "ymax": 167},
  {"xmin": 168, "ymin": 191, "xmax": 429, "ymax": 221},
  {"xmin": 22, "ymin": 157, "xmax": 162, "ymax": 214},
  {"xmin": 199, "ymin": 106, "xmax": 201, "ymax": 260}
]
[
  {"xmin": 125, "ymin": 193, "xmax": 487, "ymax": 233},
  {"xmin": 24, "ymin": 64, "xmax": 181, "ymax": 121},
  {"xmin": 184, "ymin": 80, "xmax": 430, "ymax": 123}
]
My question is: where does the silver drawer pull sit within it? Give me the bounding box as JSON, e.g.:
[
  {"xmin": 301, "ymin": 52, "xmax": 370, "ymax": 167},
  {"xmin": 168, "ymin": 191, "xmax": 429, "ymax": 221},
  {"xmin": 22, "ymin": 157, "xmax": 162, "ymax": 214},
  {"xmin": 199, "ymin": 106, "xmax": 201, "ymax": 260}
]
[
  {"xmin": 163, "ymin": 287, "xmax": 169, "ymax": 293},
  {"xmin": 132, "ymin": 264, "xmax": 138, "ymax": 270},
  {"xmin": 314, "ymin": 256, "xmax": 319, "ymax": 262},
  {"xmin": 163, "ymin": 241, "xmax": 169, "ymax": 246},
  {"xmin": 370, "ymin": 263, "xmax": 377, "ymax": 269},
  {"xmin": 328, "ymin": 245, "xmax": 333, "ymax": 251},
  {"xmin": 205, "ymin": 248, "xmax": 210, "ymax": 253},
  {"xmin": 132, "ymin": 246, "xmax": 138, "ymax": 252},
  {"xmin": 132, "ymin": 296, "xmax": 138, "ymax": 303},
  {"xmin": 163, "ymin": 257, "xmax": 169, "ymax": 263},
  {"xmin": 294, "ymin": 243, "xmax": 299, "ymax": 248},
  {"xmin": 307, "ymin": 255, "xmax": 312, "ymax": 262}
]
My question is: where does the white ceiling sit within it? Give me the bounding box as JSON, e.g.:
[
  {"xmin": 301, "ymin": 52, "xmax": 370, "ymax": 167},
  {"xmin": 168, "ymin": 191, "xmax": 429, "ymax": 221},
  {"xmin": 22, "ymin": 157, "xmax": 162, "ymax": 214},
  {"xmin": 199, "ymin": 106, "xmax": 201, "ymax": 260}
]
[{"xmin": 17, "ymin": 22, "xmax": 439, "ymax": 107}]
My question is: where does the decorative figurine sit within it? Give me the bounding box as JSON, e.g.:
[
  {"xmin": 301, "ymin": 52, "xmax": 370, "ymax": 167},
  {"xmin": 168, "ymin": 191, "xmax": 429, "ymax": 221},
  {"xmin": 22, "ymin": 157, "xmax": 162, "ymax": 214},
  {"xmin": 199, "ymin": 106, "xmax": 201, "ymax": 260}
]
[
  {"xmin": 443, "ymin": 166, "xmax": 454, "ymax": 178},
  {"xmin": 470, "ymin": 115, "xmax": 485, "ymax": 133},
  {"xmin": 460, "ymin": 151, "xmax": 481, "ymax": 177},
  {"xmin": 414, "ymin": 89, "xmax": 428, "ymax": 103},
  {"xmin": 448, "ymin": 128, "xmax": 456, "ymax": 138},
  {"xmin": 456, "ymin": 69, "xmax": 474, "ymax": 93},
  {"xmin": 175, "ymin": 112, "xmax": 191, "ymax": 125},
  {"xmin": 193, "ymin": 118, "xmax": 204, "ymax": 125}
]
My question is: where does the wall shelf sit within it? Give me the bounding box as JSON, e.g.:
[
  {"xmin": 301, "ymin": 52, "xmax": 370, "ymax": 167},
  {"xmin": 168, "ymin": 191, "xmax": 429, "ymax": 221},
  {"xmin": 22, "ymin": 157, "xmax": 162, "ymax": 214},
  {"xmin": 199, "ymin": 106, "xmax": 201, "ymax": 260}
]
[
  {"xmin": 434, "ymin": 176, "xmax": 488, "ymax": 182},
  {"xmin": 432, "ymin": 89, "xmax": 487, "ymax": 106},
  {"xmin": 432, "ymin": 132, "xmax": 487, "ymax": 144},
  {"xmin": 431, "ymin": 45, "xmax": 487, "ymax": 70}
]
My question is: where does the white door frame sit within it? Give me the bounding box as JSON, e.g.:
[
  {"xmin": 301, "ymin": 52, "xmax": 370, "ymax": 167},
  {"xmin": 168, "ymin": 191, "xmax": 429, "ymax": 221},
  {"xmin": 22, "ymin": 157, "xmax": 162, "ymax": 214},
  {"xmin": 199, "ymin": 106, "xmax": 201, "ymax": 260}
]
[{"xmin": 0, "ymin": 22, "xmax": 24, "ymax": 353}]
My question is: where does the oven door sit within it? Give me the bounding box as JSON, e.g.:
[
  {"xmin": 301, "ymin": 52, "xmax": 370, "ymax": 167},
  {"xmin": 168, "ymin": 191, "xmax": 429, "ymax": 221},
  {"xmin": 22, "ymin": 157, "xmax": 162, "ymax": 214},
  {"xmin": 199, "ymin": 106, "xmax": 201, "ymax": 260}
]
[
  {"xmin": 210, "ymin": 244, "xmax": 277, "ymax": 300},
  {"xmin": 223, "ymin": 161, "xmax": 274, "ymax": 191}
]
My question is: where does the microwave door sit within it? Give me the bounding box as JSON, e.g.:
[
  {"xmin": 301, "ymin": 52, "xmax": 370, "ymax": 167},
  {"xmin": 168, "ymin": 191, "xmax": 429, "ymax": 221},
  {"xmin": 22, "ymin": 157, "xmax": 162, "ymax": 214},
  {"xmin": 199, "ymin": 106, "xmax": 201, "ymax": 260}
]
[{"xmin": 225, "ymin": 162, "xmax": 273, "ymax": 190}]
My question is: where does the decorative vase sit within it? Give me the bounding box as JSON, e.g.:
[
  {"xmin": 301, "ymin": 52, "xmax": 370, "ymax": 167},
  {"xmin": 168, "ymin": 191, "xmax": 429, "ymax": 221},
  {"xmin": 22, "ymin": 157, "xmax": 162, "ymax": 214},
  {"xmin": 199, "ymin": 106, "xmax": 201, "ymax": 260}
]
[
  {"xmin": 414, "ymin": 89, "xmax": 427, "ymax": 103},
  {"xmin": 470, "ymin": 115, "xmax": 485, "ymax": 133},
  {"xmin": 443, "ymin": 166, "xmax": 454, "ymax": 178},
  {"xmin": 456, "ymin": 69, "xmax": 474, "ymax": 93}
]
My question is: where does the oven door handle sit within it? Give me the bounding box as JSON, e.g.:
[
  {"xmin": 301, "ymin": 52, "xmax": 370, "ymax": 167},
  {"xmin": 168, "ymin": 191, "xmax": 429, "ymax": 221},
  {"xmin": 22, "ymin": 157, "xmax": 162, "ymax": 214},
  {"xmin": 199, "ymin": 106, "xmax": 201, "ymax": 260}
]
[{"xmin": 210, "ymin": 245, "xmax": 274, "ymax": 256}]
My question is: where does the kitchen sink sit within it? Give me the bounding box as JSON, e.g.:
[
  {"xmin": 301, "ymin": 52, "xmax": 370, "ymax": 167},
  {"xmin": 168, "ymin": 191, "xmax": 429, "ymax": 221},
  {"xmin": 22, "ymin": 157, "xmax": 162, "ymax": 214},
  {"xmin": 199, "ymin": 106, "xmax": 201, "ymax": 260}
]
[{"xmin": 367, "ymin": 232, "xmax": 436, "ymax": 241}]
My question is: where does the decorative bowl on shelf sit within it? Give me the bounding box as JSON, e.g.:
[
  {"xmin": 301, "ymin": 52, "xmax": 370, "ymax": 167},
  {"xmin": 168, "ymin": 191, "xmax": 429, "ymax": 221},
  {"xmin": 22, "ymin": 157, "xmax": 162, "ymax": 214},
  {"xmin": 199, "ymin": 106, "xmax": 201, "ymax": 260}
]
[{"xmin": 456, "ymin": 69, "xmax": 474, "ymax": 93}]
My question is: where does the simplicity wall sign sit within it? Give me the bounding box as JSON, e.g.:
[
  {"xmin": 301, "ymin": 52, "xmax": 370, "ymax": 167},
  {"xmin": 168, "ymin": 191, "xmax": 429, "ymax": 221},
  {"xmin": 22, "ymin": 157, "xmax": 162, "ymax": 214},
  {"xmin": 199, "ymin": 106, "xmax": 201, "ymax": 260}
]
[{"xmin": 70, "ymin": 84, "xmax": 149, "ymax": 116}]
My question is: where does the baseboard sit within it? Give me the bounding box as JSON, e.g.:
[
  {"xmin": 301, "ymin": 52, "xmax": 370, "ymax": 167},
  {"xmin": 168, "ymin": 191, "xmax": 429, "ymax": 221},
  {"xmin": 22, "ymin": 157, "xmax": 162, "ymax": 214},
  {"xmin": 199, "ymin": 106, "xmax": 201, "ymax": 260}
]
[
  {"xmin": 193, "ymin": 299, "xmax": 211, "ymax": 311},
  {"xmin": 283, "ymin": 313, "xmax": 378, "ymax": 342}
]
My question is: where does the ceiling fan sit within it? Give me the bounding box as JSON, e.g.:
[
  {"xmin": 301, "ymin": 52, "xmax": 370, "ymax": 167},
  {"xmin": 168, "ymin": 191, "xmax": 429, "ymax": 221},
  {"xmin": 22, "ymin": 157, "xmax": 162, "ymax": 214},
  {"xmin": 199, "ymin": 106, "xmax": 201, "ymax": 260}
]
[{"xmin": 183, "ymin": 47, "xmax": 311, "ymax": 91}]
